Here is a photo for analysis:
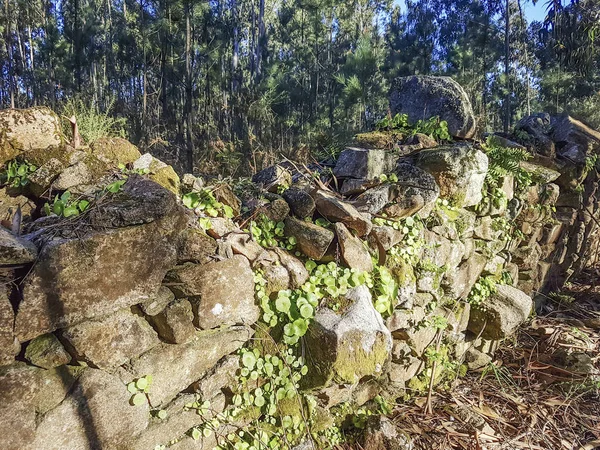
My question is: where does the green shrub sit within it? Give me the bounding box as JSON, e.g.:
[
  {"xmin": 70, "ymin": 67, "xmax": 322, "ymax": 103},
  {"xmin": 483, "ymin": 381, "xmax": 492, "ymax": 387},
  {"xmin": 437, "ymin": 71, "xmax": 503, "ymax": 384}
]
[{"xmin": 61, "ymin": 97, "xmax": 127, "ymax": 145}]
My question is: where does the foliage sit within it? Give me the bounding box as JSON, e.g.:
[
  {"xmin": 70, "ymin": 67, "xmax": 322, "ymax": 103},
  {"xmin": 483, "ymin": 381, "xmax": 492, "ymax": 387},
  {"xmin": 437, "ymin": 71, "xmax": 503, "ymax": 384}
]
[
  {"xmin": 126, "ymin": 375, "xmax": 152, "ymax": 407},
  {"xmin": 182, "ymin": 189, "xmax": 234, "ymax": 218},
  {"xmin": 61, "ymin": 97, "xmax": 127, "ymax": 144},
  {"xmin": 376, "ymin": 113, "xmax": 452, "ymax": 142},
  {"xmin": 483, "ymin": 136, "xmax": 533, "ymax": 192},
  {"xmin": 250, "ymin": 215, "xmax": 296, "ymax": 250},
  {"xmin": 43, "ymin": 191, "xmax": 90, "ymax": 218},
  {"xmin": 371, "ymin": 265, "xmax": 397, "ymax": 316},
  {"xmin": 374, "ymin": 215, "xmax": 423, "ymax": 264},
  {"xmin": 0, "ymin": 160, "xmax": 37, "ymax": 188},
  {"xmin": 466, "ymin": 275, "xmax": 498, "ymax": 305}
]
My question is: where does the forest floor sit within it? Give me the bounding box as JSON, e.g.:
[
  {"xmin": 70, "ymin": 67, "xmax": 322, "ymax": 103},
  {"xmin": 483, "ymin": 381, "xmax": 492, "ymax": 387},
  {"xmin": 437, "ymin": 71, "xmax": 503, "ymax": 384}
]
[{"xmin": 353, "ymin": 269, "xmax": 600, "ymax": 450}]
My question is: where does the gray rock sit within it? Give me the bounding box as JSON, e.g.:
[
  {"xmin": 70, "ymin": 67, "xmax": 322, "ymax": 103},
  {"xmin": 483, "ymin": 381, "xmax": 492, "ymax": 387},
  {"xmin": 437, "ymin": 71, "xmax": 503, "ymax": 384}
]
[
  {"xmin": 27, "ymin": 158, "xmax": 64, "ymax": 196},
  {"xmin": 390, "ymin": 75, "xmax": 476, "ymax": 139},
  {"xmin": 51, "ymin": 154, "xmax": 109, "ymax": 191},
  {"xmin": 16, "ymin": 212, "xmax": 184, "ymax": 341},
  {"xmin": 360, "ymin": 415, "xmax": 413, "ymax": 450},
  {"xmin": 515, "ymin": 113, "xmax": 555, "ymax": 157},
  {"xmin": 206, "ymin": 216, "xmax": 238, "ymax": 239},
  {"xmin": 0, "ymin": 227, "xmax": 37, "ymax": 265},
  {"xmin": 24, "ymin": 333, "xmax": 71, "ymax": 369},
  {"xmin": 0, "ymin": 288, "xmax": 18, "ymax": 366},
  {"xmin": 444, "ymin": 253, "xmax": 487, "ymax": 299},
  {"xmin": 468, "ymin": 285, "xmax": 532, "ymax": 339},
  {"xmin": 354, "ymin": 185, "xmax": 391, "ymax": 215},
  {"xmin": 413, "ymin": 144, "xmax": 488, "ymax": 207},
  {"xmin": 315, "ymin": 189, "xmax": 372, "ymax": 236},
  {"xmin": 32, "ymin": 369, "xmax": 150, "ymax": 450},
  {"xmin": 340, "ymin": 178, "xmax": 380, "ymax": 196},
  {"xmin": 222, "ymin": 231, "xmax": 265, "ymax": 262},
  {"xmin": 181, "ymin": 173, "xmax": 204, "ymax": 193},
  {"xmin": 383, "ymin": 163, "xmax": 440, "ymax": 218},
  {"xmin": 255, "ymin": 255, "xmax": 291, "ymax": 294},
  {"xmin": 368, "ymin": 225, "xmax": 404, "ymax": 252},
  {"xmin": 393, "ymin": 322, "xmax": 436, "ymax": 356},
  {"xmin": 149, "ymin": 299, "xmax": 196, "ymax": 344},
  {"xmin": 386, "ymin": 307, "xmax": 426, "ymax": 332},
  {"xmin": 139, "ymin": 286, "xmax": 176, "ymax": 316},
  {"xmin": 422, "ymin": 231, "xmax": 464, "ymax": 272},
  {"xmin": 284, "ymin": 216, "xmax": 334, "ymax": 260},
  {"xmin": 272, "ymin": 247, "xmax": 309, "ymax": 287},
  {"xmin": 193, "ymin": 355, "xmax": 240, "ymax": 400},
  {"xmin": 166, "ymin": 255, "xmax": 258, "ymax": 330},
  {"xmin": 304, "ymin": 285, "xmax": 392, "ymax": 388},
  {"xmin": 335, "ymin": 222, "xmax": 373, "ymax": 273},
  {"xmin": 33, "ymin": 365, "xmax": 85, "ymax": 415},
  {"xmin": 123, "ymin": 326, "xmax": 252, "ymax": 406},
  {"xmin": 520, "ymin": 161, "xmax": 561, "ymax": 183},
  {"xmin": 551, "ymin": 114, "xmax": 600, "ymax": 163},
  {"xmin": 389, "ymin": 359, "xmax": 423, "ymax": 385},
  {"xmin": 62, "ymin": 308, "xmax": 160, "ymax": 370},
  {"xmin": 282, "ymin": 187, "xmax": 316, "ymax": 219},
  {"xmin": 177, "ymin": 225, "xmax": 217, "ymax": 264},
  {"xmin": 252, "ymin": 164, "xmax": 292, "ymax": 192},
  {"xmin": 464, "ymin": 347, "xmax": 492, "ymax": 370},
  {"xmin": 333, "ymin": 147, "xmax": 396, "ymax": 180}
]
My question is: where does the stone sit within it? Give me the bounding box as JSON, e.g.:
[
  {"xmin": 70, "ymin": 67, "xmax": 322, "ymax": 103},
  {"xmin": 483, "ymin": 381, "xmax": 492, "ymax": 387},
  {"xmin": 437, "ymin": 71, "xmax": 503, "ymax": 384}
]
[
  {"xmin": 206, "ymin": 216, "xmax": 238, "ymax": 238},
  {"xmin": 89, "ymin": 175, "xmax": 181, "ymax": 227},
  {"xmin": 62, "ymin": 308, "xmax": 160, "ymax": 370},
  {"xmin": 0, "ymin": 107, "xmax": 63, "ymax": 165},
  {"xmin": 314, "ymin": 189, "xmax": 372, "ymax": 236},
  {"xmin": 515, "ymin": 113, "xmax": 556, "ymax": 157},
  {"xmin": 388, "ymin": 359, "xmax": 423, "ymax": 385},
  {"xmin": 272, "ymin": 247, "xmax": 309, "ymax": 287},
  {"xmin": 34, "ymin": 365, "xmax": 86, "ymax": 415},
  {"xmin": 473, "ymin": 216, "xmax": 502, "ymax": 241},
  {"xmin": 393, "ymin": 322, "xmax": 437, "ymax": 357},
  {"xmin": 360, "ymin": 415, "xmax": 413, "ymax": 450},
  {"xmin": 194, "ymin": 355, "xmax": 240, "ymax": 399},
  {"xmin": 252, "ymin": 164, "xmax": 292, "ymax": 192},
  {"xmin": 368, "ymin": 225, "xmax": 404, "ymax": 252},
  {"xmin": 32, "ymin": 369, "xmax": 150, "ymax": 450},
  {"xmin": 389, "ymin": 75, "xmax": 476, "ymax": 139},
  {"xmin": 333, "ymin": 147, "xmax": 396, "ymax": 180},
  {"xmin": 89, "ymin": 137, "xmax": 142, "ymax": 166},
  {"xmin": 383, "ymin": 163, "xmax": 440, "ymax": 218},
  {"xmin": 550, "ymin": 114, "xmax": 600, "ymax": 164},
  {"xmin": 464, "ymin": 347, "xmax": 492, "ymax": 370},
  {"xmin": 340, "ymin": 178, "xmax": 380, "ymax": 196},
  {"xmin": 181, "ymin": 173, "xmax": 204, "ymax": 193},
  {"xmin": 468, "ymin": 285, "xmax": 532, "ymax": 340},
  {"xmin": 0, "ymin": 289, "xmax": 18, "ymax": 366},
  {"xmin": 422, "ymin": 231, "xmax": 464, "ymax": 272},
  {"xmin": 304, "ymin": 285, "xmax": 392, "ymax": 388},
  {"xmin": 258, "ymin": 196, "xmax": 290, "ymax": 222},
  {"xmin": 149, "ymin": 299, "xmax": 196, "ymax": 344},
  {"xmin": 444, "ymin": 253, "xmax": 487, "ymax": 299},
  {"xmin": 212, "ymin": 183, "xmax": 242, "ymax": 216},
  {"xmin": 27, "ymin": 158, "xmax": 64, "ymax": 196},
  {"xmin": 284, "ymin": 216, "xmax": 335, "ymax": 260},
  {"xmin": 177, "ymin": 226, "xmax": 217, "ymax": 264},
  {"xmin": 0, "ymin": 189, "xmax": 36, "ymax": 224},
  {"xmin": 520, "ymin": 161, "xmax": 561, "ymax": 183},
  {"xmin": 24, "ymin": 333, "xmax": 71, "ymax": 369},
  {"xmin": 16, "ymin": 212, "xmax": 184, "ymax": 341},
  {"xmin": 402, "ymin": 132, "xmax": 438, "ymax": 150},
  {"xmin": 335, "ymin": 222, "xmax": 373, "ymax": 273},
  {"xmin": 139, "ymin": 286, "xmax": 175, "ymax": 316},
  {"xmin": 133, "ymin": 153, "xmax": 180, "ymax": 194},
  {"xmin": 123, "ymin": 326, "xmax": 252, "ymax": 406},
  {"xmin": 166, "ymin": 255, "xmax": 258, "ymax": 330},
  {"xmin": 52, "ymin": 154, "xmax": 109, "ymax": 191},
  {"xmin": 223, "ymin": 231, "xmax": 265, "ymax": 262},
  {"xmin": 282, "ymin": 187, "xmax": 316, "ymax": 219},
  {"xmin": 353, "ymin": 131, "xmax": 398, "ymax": 149},
  {"xmin": 386, "ymin": 307, "xmax": 426, "ymax": 332},
  {"xmin": 412, "ymin": 144, "xmax": 488, "ymax": 207},
  {"xmin": 0, "ymin": 227, "xmax": 38, "ymax": 265},
  {"xmin": 256, "ymin": 256, "xmax": 291, "ymax": 294},
  {"xmin": 353, "ymin": 185, "xmax": 391, "ymax": 215}
]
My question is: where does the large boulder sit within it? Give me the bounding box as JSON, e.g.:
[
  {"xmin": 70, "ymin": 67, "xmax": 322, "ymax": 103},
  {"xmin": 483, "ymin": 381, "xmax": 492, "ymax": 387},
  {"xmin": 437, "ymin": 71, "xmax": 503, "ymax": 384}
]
[
  {"xmin": 468, "ymin": 285, "xmax": 532, "ymax": 339},
  {"xmin": 389, "ymin": 76, "xmax": 477, "ymax": 139},
  {"xmin": 411, "ymin": 144, "xmax": 488, "ymax": 207},
  {"xmin": 550, "ymin": 114, "xmax": 600, "ymax": 164},
  {"xmin": 89, "ymin": 137, "xmax": 142, "ymax": 166},
  {"xmin": 304, "ymin": 285, "xmax": 392, "ymax": 388},
  {"xmin": 0, "ymin": 107, "xmax": 63, "ymax": 165},
  {"xmin": 15, "ymin": 207, "xmax": 185, "ymax": 341},
  {"xmin": 165, "ymin": 255, "xmax": 258, "ymax": 330}
]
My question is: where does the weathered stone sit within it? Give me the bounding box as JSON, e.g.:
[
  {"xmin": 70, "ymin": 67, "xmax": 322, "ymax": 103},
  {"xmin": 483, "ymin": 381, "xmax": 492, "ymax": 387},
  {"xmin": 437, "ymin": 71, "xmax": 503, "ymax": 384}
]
[
  {"xmin": 139, "ymin": 286, "xmax": 175, "ymax": 316},
  {"xmin": 90, "ymin": 137, "xmax": 142, "ymax": 166},
  {"xmin": 24, "ymin": 333, "xmax": 71, "ymax": 369},
  {"xmin": 16, "ymin": 213, "xmax": 184, "ymax": 341},
  {"xmin": 194, "ymin": 355, "xmax": 240, "ymax": 400},
  {"xmin": 62, "ymin": 308, "xmax": 160, "ymax": 370},
  {"xmin": 360, "ymin": 415, "xmax": 413, "ymax": 450},
  {"xmin": 383, "ymin": 163, "xmax": 440, "ymax": 218},
  {"xmin": 304, "ymin": 285, "xmax": 392, "ymax": 388},
  {"xmin": 256, "ymin": 256, "xmax": 291, "ymax": 294},
  {"xmin": 177, "ymin": 226, "xmax": 217, "ymax": 264},
  {"xmin": 181, "ymin": 173, "xmax": 204, "ymax": 193},
  {"xmin": 412, "ymin": 144, "xmax": 488, "ymax": 207},
  {"xmin": 212, "ymin": 183, "xmax": 241, "ymax": 216},
  {"xmin": 335, "ymin": 222, "xmax": 373, "ymax": 273},
  {"xmin": 27, "ymin": 158, "xmax": 64, "ymax": 196},
  {"xmin": 315, "ymin": 190, "xmax": 372, "ymax": 236},
  {"xmin": 393, "ymin": 322, "xmax": 437, "ymax": 357},
  {"xmin": 149, "ymin": 299, "xmax": 196, "ymax": 344},
  {"xmin": 389, "ymin": 75, "xmax": 476, "ymax": 139},
  {"xmin": 284, "ymin": 216, "xmax": 334, "ymax": 260},
  {"xmin": 32, "ymin": 369, "xmax": 150, "ymax": 450},
  {"xmin": 52, "ymin": 154, "xmax": 109, "ymax": 191},
  {"xmin": 133, "ymin": 152, "xmax": 180, "ymax": 195},
  {"xmin": 223, "ymin": 231, "xmax": 265, "ymax": 262},
  {"xmin": 386, "ymin": 307, "xmax": 426, "ymax": 332},
  {"xmin": 551, "ymin": 114, "xmax": 600, "ymax": 164},
  {"xmin": 402, "ymin": 132, "xmax": 438, "ymax": 150},
  {"xmin": 468, "ymin": 285, "xmax": 532, "ymax": 340},
  {"xmin": 0, "ymin": 227, "xmax": 37, "ymax": 265},
  {"xmin": 340, "ymin": 178, "xmax": 380, "ymax": 196},
  {"xmin": 368, "ymin": 225, "xmax": 404, "ymax": 252},
  {"xmin": 0, "ymin": 288, "xmax": 18, "ymax": 366},
  {"xmin": 520, "ymin": 161, "xmax": 561, "ymax": 183},
  {"xmin": 166, "ymin": 255, "xmax": 258, "ymax": 330},
  {"xmin": 282, "ymin": 187, "xmax": 316, "ymax": 219},
  {"xmin": 34, "ymin": 365, "xmax": 86, "ymax": 416},
  {"xmin": 272, "ymin": 247, "xmax": 309, "ymax": 287},
  {"xmin": 258, "ymin": 196, "xmax": 290, "ymax": 222},
  {"xmin": 473, "ymin": 216, "xmax": 502, "ymax": 241},
  {"xmin": 333, "ymin": 147, "xmax": 396, "ymax": 180},
  {"xmin": 123, "ymin": 326, "xmax": 252, "ymax": 406},
  {"xmin": 0, "ymin": 107, "xmax": 62, "ymax": 165},
  {"xmin": 252, "ymin": 164, "xmax": 292, "ymax": 192},
  {"xmin": 464, "ymin": 347, "xmax": 492, "ymax": 370},
  {"xmin": 515, "ymin": 113, "xmax": 555, "ymax": 157},
  {"xmin": 0, "ymin": 189, "xmax": 36, "ymax": 224},
  {"xmin": 422, "ymin": 231, "xmax": 464, "ymax": 272},
  {"xmin": 444, "ymin": 253, "xmax": 487, "ymax": 299},
  {"xmin": 388, "ymin": 358, "xmax": 423, "ymax": 386},
  {"xmin": 354, "ymin": 185, "xmax": 391, "ymax": 215},
  {"xmin": 353, "ymin": 131, "xmax": 398, "ymax": 149},
  {"xmin": 206, "ymin": 216, "xmax": 238, "ymax": 238}
]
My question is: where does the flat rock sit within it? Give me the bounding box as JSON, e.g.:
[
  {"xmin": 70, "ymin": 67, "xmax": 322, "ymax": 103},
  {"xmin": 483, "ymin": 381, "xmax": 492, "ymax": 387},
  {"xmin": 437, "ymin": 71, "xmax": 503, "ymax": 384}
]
[
  {"xmin": 335, "ymin": 222, "xmax": 373, "ymax": 273},
  {"xmin": 0, "ymin": 227, "xmax": 38, "ymax": 265},
  {"xmin": 139, "ymin": 286, "xmax": 175, "ymax": 316},
  {"xmin": 123, "ymin": 326, "xmax": 252, "ymax": 406},
  {"xmin": 333, "ymin": 147, "xmax": 396, "ymax": 180},
  {"xmin": 252, "ymin": 164, "xmax": 292, "ymax": 192},
  {"xmin": 166, "ymin": 255, "xmax": 258, "ymax": 330},
  {"xmin": 284, "ymin": 216, "xmax": 334, "ymax": 260},
  {"xmin": 24, "ymin": 333, "xmax": 71, "ymax": 369},
  {"xmin": 148, "ymin": 299, "xmax": 196, "ymax": 344},
  {"xmin": 90, "ymin": 137, "xmax": 141, "ymax": 166},
  {"xmin": 315, "ymin": 190, "xmax": 372, "ymax": 236}
]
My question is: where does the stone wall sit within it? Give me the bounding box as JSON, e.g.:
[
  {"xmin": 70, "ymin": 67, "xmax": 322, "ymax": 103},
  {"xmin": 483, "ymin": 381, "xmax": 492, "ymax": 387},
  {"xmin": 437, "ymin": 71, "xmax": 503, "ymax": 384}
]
[{"xmin": 1, "ymin": 92, "xmax": 599, "ymax": 449}]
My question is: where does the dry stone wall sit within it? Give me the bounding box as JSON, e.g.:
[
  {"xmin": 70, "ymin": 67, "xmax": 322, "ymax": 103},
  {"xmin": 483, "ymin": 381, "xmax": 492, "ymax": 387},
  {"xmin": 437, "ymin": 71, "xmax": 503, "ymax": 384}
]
[{"xmin": 1, "ymin": 86, "xmax": 600, "ymax": 449}]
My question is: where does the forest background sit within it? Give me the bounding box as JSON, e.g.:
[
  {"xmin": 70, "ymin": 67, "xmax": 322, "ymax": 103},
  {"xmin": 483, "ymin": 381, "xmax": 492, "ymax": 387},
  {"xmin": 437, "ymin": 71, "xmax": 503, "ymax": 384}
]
[{"xmin": 1, "ymin": 0, "xmax": 598, "ymax": 175}]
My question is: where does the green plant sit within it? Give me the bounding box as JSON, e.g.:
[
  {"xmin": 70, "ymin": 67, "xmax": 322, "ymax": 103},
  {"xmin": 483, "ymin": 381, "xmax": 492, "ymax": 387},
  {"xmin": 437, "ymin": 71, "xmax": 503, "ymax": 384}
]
[
  {"xmin": 182, "ymin": 189, "xmax": 234, "ymax": 218},
  {"xmin": 126, "ymin": 375, "xmax": 152, "ymax": 406},
  {"xmin": 1, "ymin": 159, "xmax": 37, "ymax": 188},
  {"xmin": 371, "ymin": 265, "xmax": 397, "ymax": 316},
  {"xmin": 61, "ymin": 97, "xmax": 127, "ymax": 144},
  {"xmin": 43, "ymin": 191, "xmax": 90, "ymax": 218},
  {"xmin": 250, "ymin": 215, "xmax": 297, "ymax": 250},
  {"xmin": 374, "ymin": 215, "xmax": 423, "ymax": 264},
  {"xmin": 482, "ymin": 136, "xmax": 533, "ymax": 194},
  {"xmin": 105, "ymin": 179, "xmax": 126, "ymax": 193},
  {"xmin": 466, "ymin": 275, "xmax": 498, "ymax": 305},
  {"xmin": 375, "ymin": 113, "xmax": 451, "ymax": 142}
]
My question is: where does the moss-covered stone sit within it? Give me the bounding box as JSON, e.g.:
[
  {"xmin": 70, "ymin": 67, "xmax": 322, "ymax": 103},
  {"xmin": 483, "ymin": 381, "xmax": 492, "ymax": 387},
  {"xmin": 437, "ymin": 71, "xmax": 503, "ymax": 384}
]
[
  {"xmin": 353, "ymin": 131, "xmax": 402, "ymax": 149},
  {"xmin": 90, "ymin": 137, "xmax": 142, "ymax": 166}
]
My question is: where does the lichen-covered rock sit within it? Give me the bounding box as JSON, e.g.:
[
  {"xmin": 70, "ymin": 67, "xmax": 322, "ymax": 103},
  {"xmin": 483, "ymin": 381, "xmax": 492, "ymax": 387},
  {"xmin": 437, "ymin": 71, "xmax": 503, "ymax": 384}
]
[
  {"xmin": 464, "ymin": 347, "xmax": 492, "ymax": 370},
  {"xmin": 123, "ymin": 326, "xmax": 252, "ymax": 406},
  {"xmin": 0, "ymin": 189, "xmax": 36, "ymax": 224},
  {"xmin": 333, "ymin": 147, "xmax": 396, "ymax": 180},
  {"xmin": 24, "ymin": 333, "xmax": 71, "ymax": 369},
  {"xmin": 412, "ymin": 144, "xmax": 488, "ymax": 207},
  {"xmin": 304, "ymin": 285, "xmax": 392, "ymax": 388},
  {"xmin": 90, "ymin": 137, "xmax": 142, "ymax": 166},
  {"xmin": 139, "ymin": 286, "xmax": 175, "ymax": 316},
  {"xmin": 177, "ymin": 226, "xmax": 217, "ymax": 264},
  {"xmin": 61, "ymin": 308, "xmax": 160, "ymax": 370},
  {"xmin": 212, "ymin": 183, "xmax": 242, "ymax": 216},
  {"xmin": 283, "ymin": 187, "xmax": 316, "ymax": 219},
  {"xmin": 515, "ymin": 113, "xmax": 555, "ymax": 157},
  {"xmin": 222, "ymin": 231, "xmax": 265, "ymax": 262},
  {"xmin": 31, "ymin": 369, "xmax": 150, "ymax": 450},
  {"xmin": 271, "ymin": 247, "xmax": 309, "ymax": 287},
  {"xmin": 368, "ymin": 225, "xmax": 404, "ymax": 252},
  {"xmin": 383, "ymin": 163, "xmax": 439, "ymax": 218},
  {"xmin": 335, "ymin": 222, "xmax": 373, "ymax": 273},
  {"xmin": 360, "ymin": 415, "xmax": 413, "ymax": 450},
  {"xmin": 0, "ymin": 227, "xmax": 37, "ymax": 265},
  {"xmin": 148, "ymin": 299, "xmax": 196, "ymax": 344},
  {"xmin": 315, "ymin": 190, "xmax": 372, "ymax": 236},
  {"xmin": 15, "ymin": 212, "xmax": 185, "ymax": 341},
  {"xmin": 252, "ymin": 164, "xmax": 292, "ymax": 192},
  {"xmin": 0, "ymin": 107, "xmax": 63, "ymax": 165},
  {"xmin": 468, "ymin": 285, "xmax": 532, "ymax": 339},
  {"xmin": 520, "ymin": 161, "xmax": 561, "ymax": 183},
  {"xmin": 353, "ymin": 185, "xmax": 391, "ymax": 215},
  {"xmin": 284, "ymin": 216, "xmax": 334, "ymax": 260},
  {"xmin": 133, "ymin": 152, "xmax": 180, "ymax": 194},
  {"xmin": 0, "ymin": 288, "xmax": 18, "ymax": 366},
  {"xmin": 340, "ymin": 178, "xmax": 381, "ymax": 196},
  {"xmin": 390, "ymin": 76, "xmax": 476, "ymax": 139},
  {"xmin": 165, "ymin": 255, "xmax": 258, "ymax": 329},
  {"xmin": 27, "ymin": 158, "xmax": 64, "ymax": 196},
  {"xmin": 444, "ymin": 253, "xmax": 487, "ymax": 299},
  {"xmin": 51, "ymin": 153, "xmax": 110, "ymax": 191}
]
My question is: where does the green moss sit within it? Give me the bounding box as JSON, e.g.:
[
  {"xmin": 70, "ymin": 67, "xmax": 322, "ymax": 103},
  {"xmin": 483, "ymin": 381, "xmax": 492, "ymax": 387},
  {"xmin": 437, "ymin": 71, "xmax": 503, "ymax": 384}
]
[
  {"xmin": 149, "ymin": 165, "xmax": 180, "ymax": 195},
  {"xmin": 353, "ymin": 131, "xmax": 402, "ymax": 149},
  {"xmin": 387, "ymin": 257, "xmax": 416, "ymax": 286},
  {"xmin": 330, "ymin": 330, "xmax": 390, "ymax": 385}
]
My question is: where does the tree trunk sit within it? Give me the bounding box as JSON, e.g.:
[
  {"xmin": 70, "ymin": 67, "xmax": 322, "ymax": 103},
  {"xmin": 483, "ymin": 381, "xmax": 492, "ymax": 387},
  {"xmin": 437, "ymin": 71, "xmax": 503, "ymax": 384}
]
[{"xmin": 503, "ymin": 0, "xmax": 510, "ymax": 133}]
